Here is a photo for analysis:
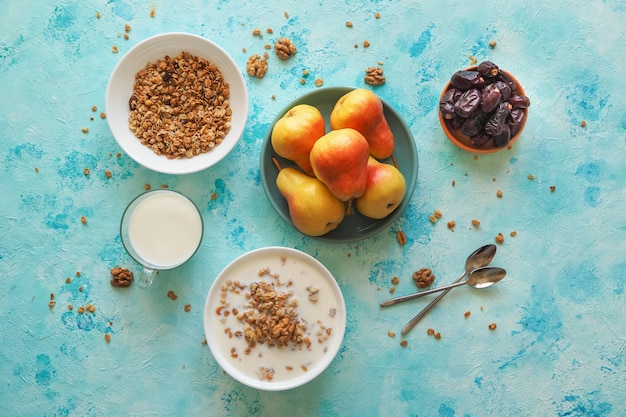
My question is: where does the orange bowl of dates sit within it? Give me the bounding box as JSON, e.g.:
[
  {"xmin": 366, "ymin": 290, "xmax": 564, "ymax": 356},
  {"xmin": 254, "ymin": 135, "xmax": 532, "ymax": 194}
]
[{"xmin": 439, "ymin": 62, "xmax": 529, "ymax": 154}]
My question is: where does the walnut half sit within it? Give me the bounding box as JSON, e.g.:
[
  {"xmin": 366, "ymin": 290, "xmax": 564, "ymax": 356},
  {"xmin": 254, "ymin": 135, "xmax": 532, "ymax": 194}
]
[
  {"xmin": 364, "ymin": 66, "xmax": 386, "ymax": 86},
  {"xmin": 412, "ymin": 268, "xmax": 435, "ymax": 288},
  {"xmin": 110, "ymin": 267, "xmax": 134, "ymax": 288},
  {"xmin": 274, "ymin": 37, "xmax": 296, "ymax": 60}
]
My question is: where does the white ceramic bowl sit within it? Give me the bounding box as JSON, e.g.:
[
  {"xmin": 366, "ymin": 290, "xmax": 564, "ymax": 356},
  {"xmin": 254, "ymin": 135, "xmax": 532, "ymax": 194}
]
[
  {"xmin": 203, "ymin": 247, "xmax": 346, "ymax": 391},
  {"xmin": 105, "ymin": 32, "xmax": 248, "ymax": 174}
]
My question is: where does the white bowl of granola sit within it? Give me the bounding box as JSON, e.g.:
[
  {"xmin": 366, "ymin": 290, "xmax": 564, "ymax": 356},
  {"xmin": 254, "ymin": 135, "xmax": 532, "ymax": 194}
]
[
  {"xmin": 106, "ymin": 32, "xmax": 248, "ymax": 175},
  {"xmin": 203, "ymin": 246, "xmax": 346, "ymax": 391}
]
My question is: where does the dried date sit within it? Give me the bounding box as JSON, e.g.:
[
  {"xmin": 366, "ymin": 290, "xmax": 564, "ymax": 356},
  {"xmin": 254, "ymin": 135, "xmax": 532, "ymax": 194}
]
[
  {"xmin": 454, "ymin": 88, "xmax": 481, "ymax": 118},
  {"xmin": 450, "ymin": 70, "xmax": 484, "ymax": 90}
]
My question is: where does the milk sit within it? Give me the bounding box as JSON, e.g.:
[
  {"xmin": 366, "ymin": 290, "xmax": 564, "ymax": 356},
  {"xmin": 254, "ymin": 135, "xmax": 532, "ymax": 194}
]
[
  {"xmin": 128, "ymin": 191, "xmax": 203, "ymax": 268},
  {"xmin": 207, "ymin": 249, "xmax": 346, "ymax": 385}
]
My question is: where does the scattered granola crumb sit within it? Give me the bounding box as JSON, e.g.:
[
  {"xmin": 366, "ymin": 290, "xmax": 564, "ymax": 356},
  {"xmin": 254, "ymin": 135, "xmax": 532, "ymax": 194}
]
[
  {"xmin": 105, "ymin": 170, "xmax": 112, "ymax": 179},
  {"xmin": 363, "ymin": 40, "xmax": 370, "ymax": 48},
  {"xmin": 167, "ymin": 290, "xmax": 178, "ymax": 300},
  {"xmin": 489, "ymin": 323, "xmax": 497, "ymax": 330},
  {"xmin": 389, "ymin": 287, "xmax": 396, "ymax": 294},
  {"xmin": 471, "ymin": 219, "xmax": 481, "ymax": 227},
  {"xmin": 489, "ymin": 40, "xmax": 497, "ymax": 48},
  {"xmin": 266, "ymin": 28, "xmax": 273, "ymax": 34},
  {"xmin": 527, "ymin": 174, "xmax": 535, "ymax": 180},
  {"xmin": 434, "ymin": 332, "xmax": 441, "ymax": 340},
  {"xmin": 48, "ymin": 300, "xmax": 56, "ymax": 309},
  {"xmin": 80, "ymin": 216, "xmax": 87, "ymax": 224},
  {"xmin": 91, "ymin": 105, "xmax": 97, "ymax": 112},
  {"xmin": 447, "ymin": 220, "xmax": 456, "ymax": 231},
  {"xmin": 77, "ymin": 306, "xmax": 85, "ymax": 314},
  {"xmin": 150, "ymin": 8, "xmax": 156, "ymax": 17},
  {"xmin": 495, "ymin": 233, "xmax": 505, "ymax": 244},
  {"xmin": 144, "ymin": 183, "xmax": 151, "ymax": 190},
  {"xmin": 184, "ymin": 304, "xmax": 191, "ymax": 312},
  {"xmin": 68, "ymin": 304, "xmax": 73, "ymax": 311},
  {"xmin": 434, "ymin": 210, "xmax": 442, "ymax": 219},
  {"xmin": 510, "ymin": 231, "xmax": 517, "ymax": 237},
  {"xmin": 364, "ymin": 66, "xmax": 385, "ymax": 86},
  {"xmin": 76, "ymin": 272, "xmax": 81, "ymax": 277},
  {"xmin": 284, "ymin": 11, "xmax": 289, "ymax": 19},
  {"xmin": 391, "ymin": 276, "xmax": 400, "ymax": 285},
  {"xmin": 400, "ymin": 340, "xmax": 408, "ymax": 347},
  {"xmin": 252, "ymin": 28, "xmax": 262, "ymax": 37},
  {"xmin": 246, "ymin": 54, "xmax": 268, "ymax": 78},
  {"xmin": 201, "ymin": 338, "xmax": 207, "ymax": 345},
  {"xmin": 427, "ymin": 328, "xmax": 435, "ymax": 336},
  {"xmin": 96, "ymin": 12, "xmax": 101, "ymax": 19},
  {"xmin": 452, "ymin": 180, "xmax": 456, "ymax": 187},
  {"xmin": 35, "ymin": 167, "xmax": 39, "ymax": 172},
  {"xmin": 83, "ymin": 168, "xmax": 90, "ymax": 176},
  {"xmin": 314, "ymin": 78, "xmax": 323, "ymax": 87},
  {"xmin": 81, "ymin": 127, "xmax": 89, "ymax": 133},
  {"xmin": 65, "ymin": 277, "xmax": 71, "ymax": 284},
  {"xmin": 112, "ymin": 45, "xmax": 119, "ymax": 53},
  {"xmin": 104, "ymin": 334, "xmax": 111, "ymax": 342},
  {"xmin": 468, "ymin": 55, "xmax": 478, "ymax": 65},
  {"xmin": 87, "ymin": 304, "xmax": 96, "ymax": 314},
  {"xmin": 124, "ymin": 33, "xmax": 129, "ymax": 40},
  {"xmin": 375, "ymin": 12, "xmax": 381, "ymax": 19},
  {"xmin": 388, "ymin": 330, "xmax": 395, "ymax": 338},
  {"xmin": 429, "ymin": 214, "xmax": 437, "ymax": 223},
  {"xmin": 274, "ymin": 37, "xmax": 296, "ymax": 60},
  {"xmin": 464, "ymin": 311, "xmax": 471, "ymax": 318},
  {"xmin": 125, "ymin": 23, "xmax": 131, "ymax": 33},
  {"xmin": 100, "ymin": 112, "xmax": 106, "ymax": 119},
  {"xmin": 300, "ymin": 78, "xmax": 306, "ymax": 85},
  {"xmin": 496, "ymin": 189, "xmax": 503, "ymax": 198},
  {"xmin": 211, "ymin": 192, "xmax": 218, "ymax": 200},
  {"xmin": 396, "ymin": 230, "xmax": 407, "ymax": 245},
  {"xmin": 550, "ymin": 185, "xmax": 556, "ymax": 192},
  {"xmin": 581, "ymin": 120, "xmax": 586, "ymax": 128},
  {"xmin": 345, "ymin": 21, "xmax": 353, "ymax": 27}
]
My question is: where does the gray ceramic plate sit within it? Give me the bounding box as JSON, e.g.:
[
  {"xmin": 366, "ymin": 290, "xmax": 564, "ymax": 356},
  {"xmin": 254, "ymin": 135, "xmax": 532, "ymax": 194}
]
[{"xmin": 260, "ymin": 87, "xmax": 418, "ymax": 243}]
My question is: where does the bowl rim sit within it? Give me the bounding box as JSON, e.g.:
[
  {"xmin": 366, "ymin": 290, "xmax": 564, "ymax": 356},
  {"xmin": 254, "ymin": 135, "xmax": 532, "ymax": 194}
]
[
  {"xmin": 439, "ymin": 67, "xmax": 527, "ymax": 154},
  {"xmin": 260, "ymin": 86, "xmax": 419, "ymax": 243},
  {"xmin": 203, "ymin": 246, "xmax": 347, "ymax": 391},
  {"xmin": 105, "ymin": 31, "xmax": 249, "ymax": 174}
]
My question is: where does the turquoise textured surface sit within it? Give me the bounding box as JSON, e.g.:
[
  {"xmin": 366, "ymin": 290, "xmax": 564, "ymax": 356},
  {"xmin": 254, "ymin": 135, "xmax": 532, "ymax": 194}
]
[{"xmin": 1, "ymin": 1, "xmax": 625, "ymax": 416}]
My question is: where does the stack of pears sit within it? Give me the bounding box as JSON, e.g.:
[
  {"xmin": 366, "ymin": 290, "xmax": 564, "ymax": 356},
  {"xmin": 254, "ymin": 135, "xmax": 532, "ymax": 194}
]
[{"xmin": 270, "ymin": 88, "xmax": 407, "ymax": 237}]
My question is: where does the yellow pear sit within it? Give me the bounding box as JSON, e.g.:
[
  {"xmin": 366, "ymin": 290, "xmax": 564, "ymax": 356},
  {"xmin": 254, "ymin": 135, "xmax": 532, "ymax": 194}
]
[
  {"xmin": 309, "ymin": 128, "xmax": 370, "ymax": 201},
  {"xmin": 355, "ymin": 157, "xmax": 407, "ymax": 219},
  {"xmin": 271, "ymin": 104, "xmax": 326, "ymax": 175},
  {"xmin": 276, "ymin": 167, "xmax": 346, "ymax": 236}
]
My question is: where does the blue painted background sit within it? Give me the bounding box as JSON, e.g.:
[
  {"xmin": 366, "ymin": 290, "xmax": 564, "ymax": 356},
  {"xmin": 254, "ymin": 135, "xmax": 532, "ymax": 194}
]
[{"xmin": 1, "ymin": 0, "xmax": 625, "ymax": 416}]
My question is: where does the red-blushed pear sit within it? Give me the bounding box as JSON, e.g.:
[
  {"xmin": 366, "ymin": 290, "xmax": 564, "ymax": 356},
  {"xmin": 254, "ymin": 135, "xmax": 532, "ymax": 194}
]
[
  {"xmin": 309, "ymin": 128, "xmax": 370, "ymax": 201},
  {"xmin": 329, "ymin": 88, "xmax": 395, "ymax": 160},
  {"xmin": 355, "ymin": 156, "xmax": 407, "ymax": 219},
  {"xmin": 276, "ymin": 167, "xmax": 345, "ymax": 236},
  {"xmin": 271, "ymin": 104, "xmax": 326, "ymax": 175}
]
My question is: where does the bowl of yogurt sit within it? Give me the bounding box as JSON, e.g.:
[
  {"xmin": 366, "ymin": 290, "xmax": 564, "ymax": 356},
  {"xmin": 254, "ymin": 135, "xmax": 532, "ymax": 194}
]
[{"xmin": 203, "ymin": 246, "xmax": 346, "ymax": 391}]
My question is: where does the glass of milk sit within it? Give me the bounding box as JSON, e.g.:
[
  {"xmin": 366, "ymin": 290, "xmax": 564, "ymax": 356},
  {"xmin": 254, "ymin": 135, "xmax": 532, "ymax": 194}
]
[{"xmin": 120, "ymin": 189, "xmax": 204, "ymax": 288}]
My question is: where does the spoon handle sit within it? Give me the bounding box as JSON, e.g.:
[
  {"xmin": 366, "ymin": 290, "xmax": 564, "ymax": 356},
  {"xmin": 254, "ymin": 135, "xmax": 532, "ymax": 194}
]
[
  {"xmin": 380, "ymin": 280, "xmax": 466, "ymax": 306},
  {"xmin": 401, "ymin": 271, "xmax": 466, "ymax": 335}
]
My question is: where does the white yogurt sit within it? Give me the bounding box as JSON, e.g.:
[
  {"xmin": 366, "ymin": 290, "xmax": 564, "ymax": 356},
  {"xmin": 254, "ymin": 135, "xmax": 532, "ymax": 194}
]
[{"xmin": 204, "ymin": 247, "xmax": 346, "ymax": 390}]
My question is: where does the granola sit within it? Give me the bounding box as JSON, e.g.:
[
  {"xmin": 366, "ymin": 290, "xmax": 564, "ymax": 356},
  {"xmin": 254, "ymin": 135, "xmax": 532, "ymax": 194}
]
[{"xmin": 128, "ymin": 51, "xmax": 232, "ymax": 159}]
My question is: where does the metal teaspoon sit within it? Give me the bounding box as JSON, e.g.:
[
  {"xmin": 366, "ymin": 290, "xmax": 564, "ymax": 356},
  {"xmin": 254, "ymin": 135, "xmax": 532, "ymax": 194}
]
[{"xmin": 399, "ymin": 244, "xmax": 497, "ymax": 335}]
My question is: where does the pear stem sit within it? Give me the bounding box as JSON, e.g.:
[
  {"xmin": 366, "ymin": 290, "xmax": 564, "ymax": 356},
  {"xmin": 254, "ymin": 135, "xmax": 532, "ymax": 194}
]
[
  {"xmin": 346, "ymin": 198, "xmax": 354, "ymax": 215},
  {"xmin": 272, "ymin": 156, "xmax": 283, "ymax": 172},
  {"xmin": 391, "ymin": 154, "xmax": 399, "ymax": 169}
]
